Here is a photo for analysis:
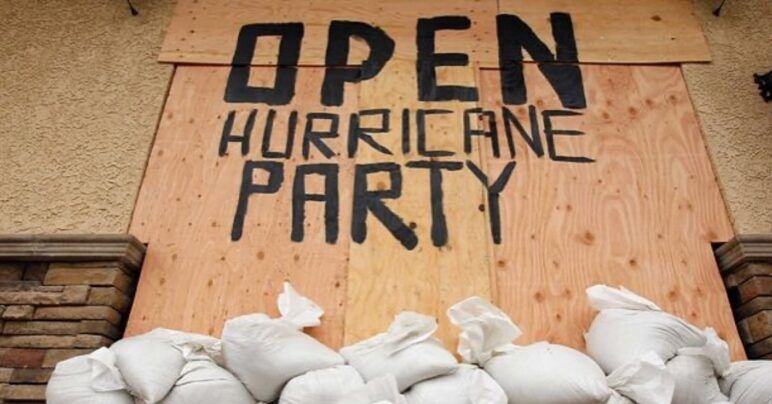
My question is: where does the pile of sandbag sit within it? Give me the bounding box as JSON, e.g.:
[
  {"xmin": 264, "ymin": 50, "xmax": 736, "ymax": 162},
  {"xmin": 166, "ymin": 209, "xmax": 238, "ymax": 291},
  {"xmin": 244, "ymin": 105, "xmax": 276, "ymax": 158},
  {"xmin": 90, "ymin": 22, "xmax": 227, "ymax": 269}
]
[
  {"xmin": 46, "ymin": 281, "xmax": 772, "ymax": 404},
  {"xmin": 447, "ymin": 296, "xmax": 673, "ymax": 404},
  {"xmin": 46, "ymin": 282, "xmax": 408, "ymax": 404},
  {"xmin": 584, "ymin": 284, "xmax": 772, "ymax": 404}
]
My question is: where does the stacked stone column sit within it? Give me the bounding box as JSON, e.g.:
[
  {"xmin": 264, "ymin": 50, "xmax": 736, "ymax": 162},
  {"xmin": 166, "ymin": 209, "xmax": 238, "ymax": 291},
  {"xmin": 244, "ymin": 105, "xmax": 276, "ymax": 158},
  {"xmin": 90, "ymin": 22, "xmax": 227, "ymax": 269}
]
[
  {"xmin": 716, "ymin": 234, "xmax": 772, "ymax": 359},
  {"xmin": 0, "ymin": 235, "xmax": 144, "ymax": 403}
]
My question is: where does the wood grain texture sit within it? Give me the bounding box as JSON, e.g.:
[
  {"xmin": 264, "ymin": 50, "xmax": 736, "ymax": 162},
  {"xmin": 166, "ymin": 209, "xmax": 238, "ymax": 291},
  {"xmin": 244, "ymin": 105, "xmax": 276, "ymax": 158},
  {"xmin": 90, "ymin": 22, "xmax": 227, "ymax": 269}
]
[
  {"xmin": 159, "ymin": 0, "xmax": 709, "ymax": 66},
  {"xmin": 343, "ymin": 60, "xmax": 492, "ymax": 348},
  {"xmin": 126, "ymin": 66, "xmax": 354, "ymax": 347},
  {"xmin": 498, "ymin": 0, "xmax": 710, "ymax": 63},
  {"xmin": 159, "ymin": 0, "xmax": 498, "ymax": 66},
  {"xmin": 477, "ymin": 64, "xmax": 742, "ymax": 358},
  {"xmin": 130, "ymin": 62, "xmax": 740, "ymax": 359}
]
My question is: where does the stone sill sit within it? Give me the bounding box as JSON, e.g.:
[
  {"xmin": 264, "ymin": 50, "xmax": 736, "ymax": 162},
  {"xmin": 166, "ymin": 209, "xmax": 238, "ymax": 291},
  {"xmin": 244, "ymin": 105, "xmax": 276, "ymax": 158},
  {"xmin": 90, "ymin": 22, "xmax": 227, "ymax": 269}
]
[{"xmin": 0, "ymin": 235, "xmax": 145, "ymax": 272}]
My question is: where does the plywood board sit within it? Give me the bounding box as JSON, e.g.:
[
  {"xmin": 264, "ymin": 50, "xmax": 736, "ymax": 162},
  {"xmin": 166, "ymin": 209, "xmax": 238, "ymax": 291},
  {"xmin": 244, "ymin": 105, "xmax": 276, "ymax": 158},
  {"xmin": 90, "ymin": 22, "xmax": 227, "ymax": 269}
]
[
  {"xmin": 343, "ymin": 60, "xmax": 492, "ymax": 348},
  {"xmin": 477, "ymin": 64, "xmax": 743, "ymax": 358},
  {"xmin": 159, "ymin": 0, "xmax": 498, "ymax": 66},
  {"xmin": 130, "ymin": 62, "xmax": 741, "ymax": 358},
  {"xmin": 127, "ymin": 66, "xmax": 356, "ymax": 347},
  {"xmin": 159, "ymin": 0, "xmax": 709, "ymax": 66},
  {"xmin": 498, "ymin": 0, "xmax": 711, "ymax": 63},
  {"xmin": 129, "ymin": 62, "xmax": 492, "ymax": 350}
]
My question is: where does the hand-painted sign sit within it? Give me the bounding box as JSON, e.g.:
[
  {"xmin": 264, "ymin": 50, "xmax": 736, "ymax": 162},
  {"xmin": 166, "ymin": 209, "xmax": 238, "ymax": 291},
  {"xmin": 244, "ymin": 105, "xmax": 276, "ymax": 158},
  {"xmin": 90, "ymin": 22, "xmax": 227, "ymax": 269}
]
[{"xmin": 220, "ymin": 14, "xmax": 593, "ymax": 250}]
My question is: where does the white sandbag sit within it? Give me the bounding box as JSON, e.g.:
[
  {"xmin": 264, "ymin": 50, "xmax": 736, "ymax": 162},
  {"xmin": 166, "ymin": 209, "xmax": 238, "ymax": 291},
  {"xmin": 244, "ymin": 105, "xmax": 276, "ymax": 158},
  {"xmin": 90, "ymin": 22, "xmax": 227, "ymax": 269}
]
[
  {"xmin": 667, "ymin": 328, "xmax": 730, "ymax": 404},
  {"xmin": 606, "ymin": 351, "xmax": 675, "ymax": 404},
  {"xmin": 405, "ymin": 364, "xmax": 507, "ymax": 404},
  {"xmin": 483, "ymin": 342, "xmax": 610, "ymax": 404},
  {"xmin": 340, "ymin": 311, "xmax": 457, "ymax": 392},
  {"xmin": 585, "ymin": 285, "xmax": 706, "ymax": 373},
  {"xmin": 47, "ymin": 347, "xmax": 133, "ymax": 404},
  {"xmin": 161, "ymin": 350, "xmax": 254, "ymax": 404},
  {"xmin": 279, "ymin": 365, "xmax": 365, "ymax": 404},
  {"xmin": 222, "ymin": 282, "xmax": 344, "ymax": 402},
  {"xmin": 339, "ymin": 374, "xmax": 408, "ymax": 404},
  {"xmin": 488, "ymin": 343, "xmax": 673, "ymax": 404},
  {"xmin": 111, "ymin": 334, "xmax": 186, "ymax": 403},
  {"xmin": 667, "ymin": 355, "xmax": 728, "ymax": 404},
  {"xmin": 143, "ymin": 327, "xmax": 224, "ymax": 365},
  {"xmin": 448, "ymin": 296, "xmax": 674, "ymax": 404},
  {"xmin": 719, "ymin": 360, "xmax": 772, "ymax": 404}
]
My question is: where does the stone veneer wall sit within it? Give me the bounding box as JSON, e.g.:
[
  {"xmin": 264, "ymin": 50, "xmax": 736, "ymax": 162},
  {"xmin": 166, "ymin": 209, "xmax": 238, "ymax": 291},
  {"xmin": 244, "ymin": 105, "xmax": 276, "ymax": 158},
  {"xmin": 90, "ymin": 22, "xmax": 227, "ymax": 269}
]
[
  {"xmin": 716, "ymin": 235, "xmax": 772, "ymax": 359},
  {"xmin": 0, "ymin": 235, "xmax": 144, "ymax": 402}
]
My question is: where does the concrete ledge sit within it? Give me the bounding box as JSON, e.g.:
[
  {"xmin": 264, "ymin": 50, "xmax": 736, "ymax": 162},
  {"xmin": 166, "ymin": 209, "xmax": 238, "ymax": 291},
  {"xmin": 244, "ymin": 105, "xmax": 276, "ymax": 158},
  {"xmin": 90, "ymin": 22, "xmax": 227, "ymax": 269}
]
[
  {"xmin": 0, "ymin": 235, "xmax": 145, "ymax": 271},
  {"xmin": 715, "ymin": 234, "xmax": 772, "ymax": 274}
]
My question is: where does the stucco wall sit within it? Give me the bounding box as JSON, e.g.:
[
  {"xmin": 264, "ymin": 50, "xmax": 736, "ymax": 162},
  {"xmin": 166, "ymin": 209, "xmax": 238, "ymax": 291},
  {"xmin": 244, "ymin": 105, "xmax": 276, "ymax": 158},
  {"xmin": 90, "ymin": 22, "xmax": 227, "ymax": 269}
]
[
  {"xmin": 0, "ymin": 0, "xmax": 174, "ymax": 233},
  {"xmin": 0, "ymin": 0, "xmax": 768, "ymax": 235},
  {"xmin": 682, "ymin": 0, "xmax": 772, "ymax": 234}
]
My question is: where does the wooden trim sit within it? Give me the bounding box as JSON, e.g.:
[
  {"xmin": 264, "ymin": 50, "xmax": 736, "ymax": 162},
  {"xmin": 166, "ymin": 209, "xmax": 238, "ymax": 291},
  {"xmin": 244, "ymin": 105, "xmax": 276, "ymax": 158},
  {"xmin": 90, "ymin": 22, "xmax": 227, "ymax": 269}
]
[
  {"xmin": 0, "ymin": 234, "xmax": 146, "ymax": 271},
  {"xmin": 715, "ymin": 234, "xmax": 772, "ymax": 274}
]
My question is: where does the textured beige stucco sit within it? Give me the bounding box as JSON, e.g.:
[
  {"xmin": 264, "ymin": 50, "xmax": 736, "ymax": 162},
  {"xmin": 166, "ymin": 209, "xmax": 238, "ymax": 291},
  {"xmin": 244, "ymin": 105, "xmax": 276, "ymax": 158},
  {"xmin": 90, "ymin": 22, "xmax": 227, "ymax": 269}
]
[
  {"xmin": 0, "ymin": 0, "xmax": 174, "ymax": 233},
  {"xmin": 682, "ymin": 0, "xmax": 772, "ymax": 234},
  {"xmin": 0, "ymin": 0, "xmax": 768, "ymax": 235}
]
